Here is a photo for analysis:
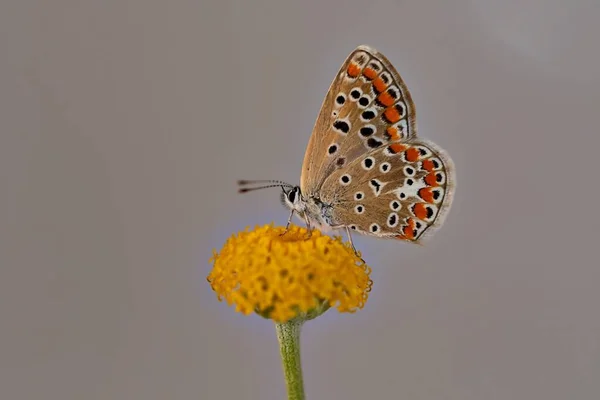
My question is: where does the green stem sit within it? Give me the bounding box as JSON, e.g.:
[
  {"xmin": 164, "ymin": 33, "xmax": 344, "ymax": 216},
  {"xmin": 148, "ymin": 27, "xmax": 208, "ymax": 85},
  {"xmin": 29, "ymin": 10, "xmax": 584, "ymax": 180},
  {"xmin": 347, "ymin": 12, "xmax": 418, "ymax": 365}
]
[{"xmin": 275, "ymin": 319, "xmax": 305, "ymax": 400}]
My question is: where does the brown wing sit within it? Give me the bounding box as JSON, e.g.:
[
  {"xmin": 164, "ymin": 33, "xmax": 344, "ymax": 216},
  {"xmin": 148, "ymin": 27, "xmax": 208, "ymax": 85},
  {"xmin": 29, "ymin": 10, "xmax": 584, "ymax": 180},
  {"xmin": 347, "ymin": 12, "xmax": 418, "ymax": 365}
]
[
  {"xmin": 319, "ymin": 139, "xmax": 455, "ymax": 243},
  {"xmin": 300, "ymin": 45, "xmax": 417, "ymax": 197}
]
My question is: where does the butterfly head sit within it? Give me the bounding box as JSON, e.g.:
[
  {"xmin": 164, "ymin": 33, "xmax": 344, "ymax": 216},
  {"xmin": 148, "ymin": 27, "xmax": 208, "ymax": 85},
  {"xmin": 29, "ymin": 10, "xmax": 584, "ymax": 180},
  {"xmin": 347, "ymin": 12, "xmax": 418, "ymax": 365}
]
[
  {"xmin": 280, "ymin": 185, "xmax": 306, "ymax": 213},
  {"xmin": 238, "ymin": 179, "xmax": 306, "ymax": 212}
]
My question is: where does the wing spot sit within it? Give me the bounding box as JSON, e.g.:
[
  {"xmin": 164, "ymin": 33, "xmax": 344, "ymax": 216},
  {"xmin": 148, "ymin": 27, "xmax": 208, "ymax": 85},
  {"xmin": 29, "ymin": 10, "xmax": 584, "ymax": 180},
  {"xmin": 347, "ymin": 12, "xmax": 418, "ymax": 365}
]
[
  {"xmin": 404, "ymin": 166, "xmax": 415, "ymax": 176},
  {"xmin": 332, "ymin": 119, "xmax": 351, "ymax": 134},
  {"xmin": 387, "ymin": 213, "xmax": 399, "ymax": 228},
  {"xmin": 385, "ymin": 120, "xmax": 409, "ymax": 141},
  {"xmin": 362, "ymin": 157, "xmax": 375, "ymax": 170},
  {"xmin": 355, "ymin": 205, "xmax": 365, "ymax": 214},
  {"xmin": 350, "ymin": 89, "xmax": 362, "ymax": 100},
  {"xmin": 386, "ymin": 143, "xmax": 407, "ymax": 155},
  {"xmin": 380, "ymin": 162, "xmax": 391, "ymax": 173},
  {"xmin": 383, "ymin": 103, "xmax": 405, "ymax": 124},
  {"xmin": 369, "ymin": 179, "xmax": 383, "ymax": 196},
  {"xmin": 359, "ymin": 125, "xmax": 375, "ymax": 137},
  {"xmin": 336, "ymin": 157, "xmax": 346, "ymax": 167},
  {"xmin": 361, "ymin": 109, "xmax": 376, "ymax": 121},
  {"xmin": 367, "ymin": 137, "xmax": 383, "ymax": 149},
  {"xmin": 405, "ymin": 147, "xmax": 420, "ymax": 162},
  {"xmin": 340, "ymin": 174, "xmax": 351, "ymax": 185},
  {"xmin": 369, "ymin": 223, "xmax": 380, "ymax": 233},
  {"xmin": 376, "ymin": 86, "xmax": 399, "ymax": 107},
  {"xmin": 354, "ymin": 191, "xmax": 364, "ymax": 200},
  {"xmin": 347, "ymin": 62, "xmax": 361, "ymax": 78},
  {"xmin": 390, "ymin": 200, "xmax": 401, "ymax": 211},
  {"xmin": 358, "ymin": 96, "xmax": 370, "ymax": 107},
  {"xmin": 335, "ymin": 94, "xmax": 346, "ymax": 106},
  {"xmin": 327, "ymin": 144, "xmax": 338, "ymax": 155},
  {"xmin": 424, "ymin": 172, "xmax": 438, "ymax": 186},
  {"xmin": 362, "ymin": 67, "xmax": 377, "ymax": 80},
  {"xmin": 373, "ymin": 72, "xmax": 392, "ymax": 93},
  {"xmin": 415, "ymin": 146, "xmax": 432, "ymax": 158},
  {"xmin": 412, "ymin": 203, "xmax": 429, "ymax": 220},
  {"xmin": 367, "ymin": 60, "xmax": 382, "ymax": 72}
]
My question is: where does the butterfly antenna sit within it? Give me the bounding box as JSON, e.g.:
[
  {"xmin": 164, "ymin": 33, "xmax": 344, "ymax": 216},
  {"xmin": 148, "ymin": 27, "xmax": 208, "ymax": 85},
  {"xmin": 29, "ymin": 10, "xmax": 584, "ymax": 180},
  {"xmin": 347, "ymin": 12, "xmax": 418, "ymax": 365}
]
[{"xmin": 237, "ymin": 179, "xmax": 294, "ymax": 193}]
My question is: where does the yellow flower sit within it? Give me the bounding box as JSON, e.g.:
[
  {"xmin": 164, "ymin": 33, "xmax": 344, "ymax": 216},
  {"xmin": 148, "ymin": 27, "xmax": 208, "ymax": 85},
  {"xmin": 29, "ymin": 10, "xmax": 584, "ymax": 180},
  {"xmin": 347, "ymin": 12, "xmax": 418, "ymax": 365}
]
[{"xmin": 207, "ymin": 224, "xmax": 372, "ymax": 323}]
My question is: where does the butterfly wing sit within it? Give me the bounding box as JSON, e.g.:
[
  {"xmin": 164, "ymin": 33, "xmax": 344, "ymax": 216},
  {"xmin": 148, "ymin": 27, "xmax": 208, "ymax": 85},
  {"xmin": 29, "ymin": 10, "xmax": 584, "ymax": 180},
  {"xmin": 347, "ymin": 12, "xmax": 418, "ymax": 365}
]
[
  {"xmin": 320, "ymin": 139, "xmax": 455, "ymax": 243},
  {"xmin": 300, "ymin": 45, "xmax": 417, "ymax": 197}
]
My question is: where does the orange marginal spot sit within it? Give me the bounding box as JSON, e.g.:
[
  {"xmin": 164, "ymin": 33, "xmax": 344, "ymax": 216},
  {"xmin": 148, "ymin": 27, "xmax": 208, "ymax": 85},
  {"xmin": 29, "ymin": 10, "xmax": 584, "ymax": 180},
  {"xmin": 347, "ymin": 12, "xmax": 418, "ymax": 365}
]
[
  {"xmin": 372, "ymin": 77, "xmax": 388, "ymax": 93},
  {"xmin": 405, "ymin": 147, "xmax": 420, "ymax": 162},
  {"xmin": 347, "ymin": 62, "xmax": 361, "ymax": 78},
  {"xmin": 389, "ymin": 143, "xmax": 407, "ymax": 154},
  {"xmin": 377, "ymin": 91, "xmax": 395, "ymax": 107},
  {"xmin": 421, "ymin": 159, "xmax": 435, "ymax": 172},
  {"xmin": 386, "ymin": 126, "xmax": 400, "ymax": 141},
  {"xmin": 424, "ymin": 172, "xmax": 439, "ymax": 187},
  {"xmin": 412, "ymin": 203, "xmax": 428, "ymax": 220},
  {"xmin": 418, "ymin": 187, "xmax": 435, "ymax": 203},
  {"xmin": 384, "ymin": 107, "xmax": 401, "ymax": 124},
  {"xmin": 395, "ymin": 234, "xmax": 407, "ymax": 240},
  {"xmin": 402, "ymin": 219, "xmax": 416, "ymax": 239},
  {"xmin": 362, "ymin": 67, "xmax": 377, "ymax": 80}
]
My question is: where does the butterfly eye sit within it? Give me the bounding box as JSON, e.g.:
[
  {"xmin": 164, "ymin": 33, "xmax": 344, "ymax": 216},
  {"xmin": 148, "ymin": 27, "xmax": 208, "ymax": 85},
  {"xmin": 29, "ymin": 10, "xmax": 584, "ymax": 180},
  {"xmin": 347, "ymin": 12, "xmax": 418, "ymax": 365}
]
[{"xmin": 287, "ymin": 190, "xmax": 296, "ymax": 203}]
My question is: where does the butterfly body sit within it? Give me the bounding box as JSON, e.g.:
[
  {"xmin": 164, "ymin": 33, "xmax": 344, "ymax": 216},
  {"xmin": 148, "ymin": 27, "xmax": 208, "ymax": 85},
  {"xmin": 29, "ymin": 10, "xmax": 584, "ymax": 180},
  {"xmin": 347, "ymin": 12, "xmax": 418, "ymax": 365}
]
[{"xmin": 242, "ymin": 45, "xmax": 455, "ymax": 248}]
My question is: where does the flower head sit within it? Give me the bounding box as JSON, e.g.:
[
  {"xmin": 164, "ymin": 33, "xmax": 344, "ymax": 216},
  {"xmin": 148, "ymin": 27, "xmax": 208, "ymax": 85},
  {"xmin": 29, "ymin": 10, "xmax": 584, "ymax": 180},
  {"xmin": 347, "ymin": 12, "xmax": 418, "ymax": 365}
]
[{"xmin": 207, "ymin": 224, "xmax": 372, "ymax": 323}]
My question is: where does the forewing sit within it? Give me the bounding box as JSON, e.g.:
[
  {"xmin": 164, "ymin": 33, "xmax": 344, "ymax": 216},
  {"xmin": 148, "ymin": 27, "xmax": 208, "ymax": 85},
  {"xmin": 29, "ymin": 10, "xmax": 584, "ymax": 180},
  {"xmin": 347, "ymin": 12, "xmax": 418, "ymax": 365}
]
[
  {"xmin": 300, "ymin": 45, "xmax": 417, "ymax": 196},
  {"xmin": 320, "ymin": 139, "xmax": 455, "ymax": 243}
]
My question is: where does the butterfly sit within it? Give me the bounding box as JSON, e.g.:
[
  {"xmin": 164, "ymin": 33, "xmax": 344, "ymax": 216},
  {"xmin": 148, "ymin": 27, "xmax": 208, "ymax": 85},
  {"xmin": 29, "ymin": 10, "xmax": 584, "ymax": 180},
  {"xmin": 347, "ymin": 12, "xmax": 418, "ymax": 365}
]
[{"xmin": 239, "ymin": 45, "xmax": 455, "ymax": 255}]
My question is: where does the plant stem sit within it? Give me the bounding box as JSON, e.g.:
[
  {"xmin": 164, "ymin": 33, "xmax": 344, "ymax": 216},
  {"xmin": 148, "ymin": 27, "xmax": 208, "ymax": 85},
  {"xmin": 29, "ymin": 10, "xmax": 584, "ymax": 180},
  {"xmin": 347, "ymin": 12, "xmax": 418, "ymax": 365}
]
[{"xmin": 275, "ymin": 319, "xmax": 305, "ymax": 400}]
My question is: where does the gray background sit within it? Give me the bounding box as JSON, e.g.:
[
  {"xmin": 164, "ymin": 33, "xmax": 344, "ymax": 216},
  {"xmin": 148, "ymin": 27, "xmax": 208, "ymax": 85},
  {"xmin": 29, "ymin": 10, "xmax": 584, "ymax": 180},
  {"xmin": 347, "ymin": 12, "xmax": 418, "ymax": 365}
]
[{"xmin": 2, "ymin": 1, "xmax": 599, "ymax": 399}]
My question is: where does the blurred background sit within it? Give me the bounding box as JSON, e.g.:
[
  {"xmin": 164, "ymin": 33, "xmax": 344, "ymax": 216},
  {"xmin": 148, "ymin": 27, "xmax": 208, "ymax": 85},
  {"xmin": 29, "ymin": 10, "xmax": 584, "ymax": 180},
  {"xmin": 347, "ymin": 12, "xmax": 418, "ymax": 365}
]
[{"xmin": 1, "ymin": 1, "xmax": 599, "ymax": 399}]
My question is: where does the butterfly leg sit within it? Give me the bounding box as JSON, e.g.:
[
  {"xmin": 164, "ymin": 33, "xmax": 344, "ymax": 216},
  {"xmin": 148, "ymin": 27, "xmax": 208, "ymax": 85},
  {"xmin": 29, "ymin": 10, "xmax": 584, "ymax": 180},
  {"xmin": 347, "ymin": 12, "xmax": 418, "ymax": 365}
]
[
  {"xmin": 280, "ymin": 209, "xmax": 295, "ymax": 236},
  {"xmin": 303, "ymin": 214, "xmax": 313, "ymax": 239},
  {"xmin": 345, "ymin": 226, "xmax": 365, "ymax": 263}
]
